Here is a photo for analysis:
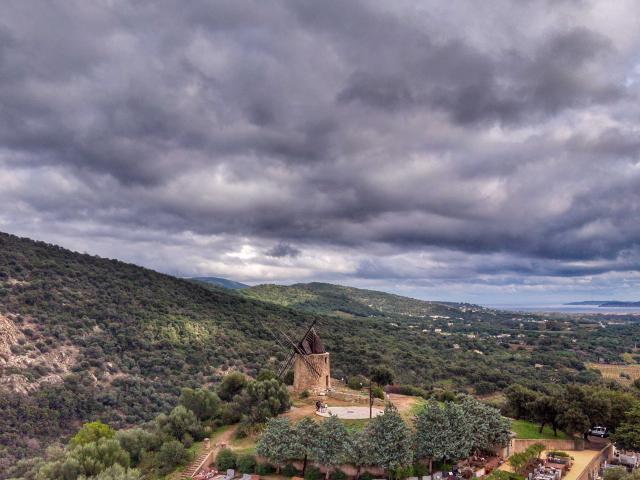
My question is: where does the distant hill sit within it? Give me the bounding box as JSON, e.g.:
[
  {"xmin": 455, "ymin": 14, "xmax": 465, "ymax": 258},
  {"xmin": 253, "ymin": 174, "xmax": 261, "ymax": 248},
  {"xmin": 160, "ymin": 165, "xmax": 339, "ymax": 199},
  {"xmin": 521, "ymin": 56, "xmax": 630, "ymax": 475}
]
[
  {"xmin": 566, "ymin": 300, "xmax": 640, "ymax": 307},
  {"xmin": 241, "ymin": 282, "xmax": 468, "ymax": 318},
  {"xmin": 190, "ymin": 276, "xmax": 249, "ymax": 289}
]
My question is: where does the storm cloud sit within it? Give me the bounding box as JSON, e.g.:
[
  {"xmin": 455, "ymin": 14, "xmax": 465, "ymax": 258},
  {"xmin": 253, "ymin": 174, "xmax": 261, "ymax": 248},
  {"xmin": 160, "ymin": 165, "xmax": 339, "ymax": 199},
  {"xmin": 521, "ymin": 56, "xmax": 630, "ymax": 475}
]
[{"xmin": 1, "ymin": 0, "xmax": 640, "ymax": 303}]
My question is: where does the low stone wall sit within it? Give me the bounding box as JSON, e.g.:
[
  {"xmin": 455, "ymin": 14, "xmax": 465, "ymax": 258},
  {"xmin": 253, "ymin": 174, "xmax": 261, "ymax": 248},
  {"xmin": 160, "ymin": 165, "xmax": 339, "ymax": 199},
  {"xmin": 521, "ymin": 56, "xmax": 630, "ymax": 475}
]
[
  {"xmin": 289, "ymin": 459, "xmax": 386, "ymax": 478},
  {"xmin": 575, "ymin": 445, "xmax": 613, "ymax": 480},
  {"xmin": 327, "ymin": 390, "xmax": 384, "ymax": 406},
  {"xmin": 509, "ymin": 438, "xmax": 580, "ymax": 455}
]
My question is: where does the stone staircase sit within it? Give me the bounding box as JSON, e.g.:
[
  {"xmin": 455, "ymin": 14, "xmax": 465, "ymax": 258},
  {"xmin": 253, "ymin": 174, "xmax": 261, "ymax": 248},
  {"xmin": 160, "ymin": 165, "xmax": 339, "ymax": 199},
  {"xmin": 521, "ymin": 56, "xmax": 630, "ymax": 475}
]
[{"xmin": 180, "ymin": 449, "xmax": 212, "ymax": 479}]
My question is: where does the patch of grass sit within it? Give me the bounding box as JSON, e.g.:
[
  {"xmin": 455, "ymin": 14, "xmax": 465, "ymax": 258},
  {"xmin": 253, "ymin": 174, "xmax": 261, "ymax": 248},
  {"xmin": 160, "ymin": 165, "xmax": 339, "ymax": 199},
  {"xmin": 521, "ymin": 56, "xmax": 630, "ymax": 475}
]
[
  {"xmin": 510, "ymin": 419, "xmax": 569, "ymax": 439},
  {"xmin": 340, "ymin": 418, "xmax": 370, "ymax": 430},
  {"xmin": 407, "ymin": 397, "xmax": 427, "ymax": 417}
]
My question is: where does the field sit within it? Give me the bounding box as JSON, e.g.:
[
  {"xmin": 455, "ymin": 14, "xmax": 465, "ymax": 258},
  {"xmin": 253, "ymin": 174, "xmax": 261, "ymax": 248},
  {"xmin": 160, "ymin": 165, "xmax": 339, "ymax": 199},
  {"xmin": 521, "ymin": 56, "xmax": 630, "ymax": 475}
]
[
  {"xmin": 510, "ymin": 419, "xmax": 569, "ymax": 439},
  {"xmin": 587, "ymin": 363, "xmax": 640, "ymax": 385}
]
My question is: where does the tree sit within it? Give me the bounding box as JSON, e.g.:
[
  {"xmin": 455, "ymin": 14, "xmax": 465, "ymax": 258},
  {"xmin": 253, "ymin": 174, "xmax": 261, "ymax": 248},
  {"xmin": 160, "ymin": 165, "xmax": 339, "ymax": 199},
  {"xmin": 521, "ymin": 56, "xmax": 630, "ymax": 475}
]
[
  {"xmin": 504, "ymin": 385, "xmax": 538, "ymax": 420},
  {"xmin": 557, "ymin": 407, "xmax": 590, "ymax": 438},
  {"xmin": 441, "ymin": 401, "xmax": 474, "ymax": 462},
  {"xmin": 528, "ymin": 395, "xmax": 562, "ymax": 436},
  {"xmin": 70, "ymin": 421, "xmax": 116, "ymax": 448},
  {"xmin": 459, "ymin": 396, "xmax": 511, "ymax": 453},
  {"xmin": 155, "ymin": 440, "xmax": 189, "ymax": 475},
  {"xmin": 116, "ymin": 428, "xmax": 161, "ymax": 465},
  {"xmin": 257, "ymin": 369, "xmax": 277, "ymax": 381},
  {"xmin": 179, "ymin": 387, "xmax": 221, "ymax": 421},
  {"xmin": 314, "ymin": 415, "xmax": 350, "ymax": 479},
  {"xmin": 345, "ymin": 429, "xmax": 375, "ymax": 480},
  {"xmin": 362, "ymin": 403, "xmax": 412, "ymax": 478},
  {"xmin": 611, "ymin": 405, "xmax": 640, "ymax": 452},
  {"xmin": 218, "ymin": 372, "xmax": 248, "ymax": 401},
  {"xmin": 599, "ymin": 389, "xmax": 638, "ymax": 432},
  {"xmin": 370, "ymin": 366, "xmax": 394, "ymax": 388},
  {"xmin": 78, "ymin": 464, "xmax": 141, "ymax": 480},
  {"xmin": 256, "ymin": 417, "xmax": 298, "ymax": 473},
  {"xmin": 294, "ymin": 417, "xmax": 320, "ymax": 475},
  {"xmin": 155, "ymin": 406, "xmax": 202, "ymax": 442},
  {"xmin": 236, "ymin": 379, "xmax": 291, "ymax": 424},
  {"xmin": 64, "ymin": 438, "xmax": 131, "ymax": 479},
  {"xmin": 414, "ymin": 401, "xmax": 447, "ymax": 473}
]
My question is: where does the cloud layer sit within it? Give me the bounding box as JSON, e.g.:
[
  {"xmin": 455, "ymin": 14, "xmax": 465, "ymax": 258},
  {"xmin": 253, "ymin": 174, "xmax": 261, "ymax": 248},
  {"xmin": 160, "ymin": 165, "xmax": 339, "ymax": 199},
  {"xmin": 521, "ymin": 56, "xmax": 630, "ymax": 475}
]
[{"xmin": 1, "ymin": 0, "xmax": 640, "ymax": 303}]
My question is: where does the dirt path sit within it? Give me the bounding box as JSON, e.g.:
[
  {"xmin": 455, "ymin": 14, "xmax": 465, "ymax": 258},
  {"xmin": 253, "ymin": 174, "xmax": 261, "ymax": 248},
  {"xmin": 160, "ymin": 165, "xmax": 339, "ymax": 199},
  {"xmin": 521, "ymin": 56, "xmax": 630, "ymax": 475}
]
[{"xmin": 212, "ymin": 425, "xmax": 238, "ymax": 452}]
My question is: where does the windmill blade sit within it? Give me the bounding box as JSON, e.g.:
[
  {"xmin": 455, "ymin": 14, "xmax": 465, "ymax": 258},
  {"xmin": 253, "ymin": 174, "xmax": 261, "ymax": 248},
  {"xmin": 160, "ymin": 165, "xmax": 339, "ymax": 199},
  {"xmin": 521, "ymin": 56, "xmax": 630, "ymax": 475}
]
[
  {"xmin": 277, "ymin": 328, "xmax": 322, "ymax": 377},
  {"xmin": 277, "ymin": 319, "xmax": 318, "ymax": 378},
  {"xmin": 259, "ymin": 318, "xmax": 322, "ymax": 378},
  {"xmin": 296, "ymin": 319, "xmax": 318, "ymax": 348},
  {"xmin": 277, "ymin": 352, "xmax": 295, "ymax": 378}
]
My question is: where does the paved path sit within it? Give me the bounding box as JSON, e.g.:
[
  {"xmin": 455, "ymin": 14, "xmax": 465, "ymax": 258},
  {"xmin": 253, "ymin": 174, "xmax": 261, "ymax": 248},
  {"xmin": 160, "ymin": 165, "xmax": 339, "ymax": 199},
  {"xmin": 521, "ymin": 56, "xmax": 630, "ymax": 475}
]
[{"xmin": 315, "ymin": 406, "xmax": 383, "ymax": 419}]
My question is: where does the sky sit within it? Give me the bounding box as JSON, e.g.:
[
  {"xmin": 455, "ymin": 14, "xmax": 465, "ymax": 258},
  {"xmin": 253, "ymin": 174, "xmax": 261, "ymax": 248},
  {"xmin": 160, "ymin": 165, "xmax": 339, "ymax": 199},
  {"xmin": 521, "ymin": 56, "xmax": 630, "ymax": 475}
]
[{"xmin": 1, "ymin": 1, "xmax": 640, "ymax": 305}]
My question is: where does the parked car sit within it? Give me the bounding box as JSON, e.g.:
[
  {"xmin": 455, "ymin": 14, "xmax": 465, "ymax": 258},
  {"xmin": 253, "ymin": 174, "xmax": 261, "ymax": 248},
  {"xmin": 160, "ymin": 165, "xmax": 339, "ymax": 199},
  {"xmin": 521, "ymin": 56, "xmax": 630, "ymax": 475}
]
[{"xmin": 588, "ymin": 426, "xmax": 609, "ymax": 438}]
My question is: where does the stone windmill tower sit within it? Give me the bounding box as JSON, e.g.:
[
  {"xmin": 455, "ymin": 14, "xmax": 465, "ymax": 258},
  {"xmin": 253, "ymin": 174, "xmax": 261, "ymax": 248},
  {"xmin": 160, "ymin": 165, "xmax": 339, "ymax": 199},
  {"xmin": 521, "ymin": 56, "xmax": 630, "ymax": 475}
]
[
  {"xmin": 292, "ymin": 327, "xmax": 330, "ymax": 393},
  {"xmin": 263, "ymin": 319, "xmax": 331, "ymax": 394}
]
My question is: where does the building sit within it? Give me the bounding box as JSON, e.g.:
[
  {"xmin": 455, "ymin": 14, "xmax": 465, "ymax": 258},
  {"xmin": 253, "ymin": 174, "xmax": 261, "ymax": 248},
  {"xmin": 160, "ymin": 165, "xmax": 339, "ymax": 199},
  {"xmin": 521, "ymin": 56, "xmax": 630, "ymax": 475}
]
[{"xmin": 293, "ymin": 327, "xmax": 330, "ymax": 393}]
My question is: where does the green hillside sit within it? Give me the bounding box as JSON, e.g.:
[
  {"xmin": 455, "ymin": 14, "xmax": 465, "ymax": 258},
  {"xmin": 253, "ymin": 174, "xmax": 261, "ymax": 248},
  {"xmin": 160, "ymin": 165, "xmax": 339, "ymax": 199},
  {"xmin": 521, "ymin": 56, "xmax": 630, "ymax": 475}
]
[
  {"xmin": 241, "ymin": 282, "xmax": 464, "ymax": 318},
  {"xmin": 1, "ymin": 232, "xmax": 639, "ymax": 472}
]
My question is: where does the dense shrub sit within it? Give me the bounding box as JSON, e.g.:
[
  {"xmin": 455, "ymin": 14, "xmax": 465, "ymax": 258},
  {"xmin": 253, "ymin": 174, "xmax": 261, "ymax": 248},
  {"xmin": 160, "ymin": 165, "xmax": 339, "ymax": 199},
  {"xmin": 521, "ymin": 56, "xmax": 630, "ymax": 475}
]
[
  {"xmin": 304, "ymin": 466, "xmax": 322, "ymax": 480},
  {"xmin": 237, "ymin": 454, "xmax": 257, "ymax": 474},
  {"xmin": 216, "ymin": 448, "xmax": 237, "ymax": 471},
  {"xmin": 282, "ymin": 464, "xmax": 300, "ymax": 477},
  {"xmin": 155, "ymin": 440, "xmax": 189, "ymax": 475},
  {"xmin": 330, "ymin": 469, "xmax": 347, "ymax": 480},
  {"xmin": 347, "ymin": 375, "xmax": 367, "ymax": 390},
  {"xmin": 256, "ymin": 463, "xmax": 275, "ymax": 476}
]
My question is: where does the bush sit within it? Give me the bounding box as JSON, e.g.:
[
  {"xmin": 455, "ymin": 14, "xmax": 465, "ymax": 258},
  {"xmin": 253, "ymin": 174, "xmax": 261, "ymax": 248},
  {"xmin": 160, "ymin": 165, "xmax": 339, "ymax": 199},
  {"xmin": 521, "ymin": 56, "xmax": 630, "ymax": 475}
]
[
  {"xmin": 305, "ymin": 466, "xmax": 322, "ymax": 480},
  {"xmin": 216, "ymin": 448, "xmax": 237, "ymax": 471},
  {"xmin": 371, "ymin": 385, "xmax": 384, "ymax": 399},
  {"xmin": 330, "ymin": 469, "xmax": 347, "ymax": 480},
  {"xmin": 218, "ymin": 372, "xmax": 248, "ymax": 401},
  {"xmin": 237, "ymin": 454, "xmax": 257, "ymax": 474},
  {"xmin": 359, "ymin": 472, "xmax": 374, "ymax": 480},
  {"xmin": 256, "ymin": 463, "xmax": 274, "ymax": 476},
  {"xmin": 156, "ymin": 440, "xmax": 190, "ymax": 475},
  {"xmin": 300, "ymin": 389, "xmax": 310, "ymax": 399},
  {"xmin": 547, "ymin": 451, "xmax": 570, "ymax": 458},
  {"xmin": 347, "ymin": 375, "xmax": 367, "ymax": 390},
  {"xmin": 603, "ymin": 468, "xmax": 627, "ymax": 480},
  {"xmin": 282, "ymin": 463, "xmax": 300, "ymax": 477}
]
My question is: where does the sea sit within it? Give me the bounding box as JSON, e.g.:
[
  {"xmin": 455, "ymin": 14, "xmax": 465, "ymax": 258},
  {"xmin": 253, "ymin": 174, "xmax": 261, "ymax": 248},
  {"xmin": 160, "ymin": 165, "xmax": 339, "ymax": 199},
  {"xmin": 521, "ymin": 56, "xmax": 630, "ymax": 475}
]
[{"xmin": 485, "ymin": 304, "xmax": 640, "ymax": 315}]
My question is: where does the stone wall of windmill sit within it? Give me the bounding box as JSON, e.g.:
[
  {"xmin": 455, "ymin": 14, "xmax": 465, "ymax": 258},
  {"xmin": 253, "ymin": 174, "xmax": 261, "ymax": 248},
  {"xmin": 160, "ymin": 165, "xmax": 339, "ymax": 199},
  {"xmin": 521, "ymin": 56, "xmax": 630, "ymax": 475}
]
[{"xmin": 293, "ymin": 352, "xmax": 330, "ymax": 393}]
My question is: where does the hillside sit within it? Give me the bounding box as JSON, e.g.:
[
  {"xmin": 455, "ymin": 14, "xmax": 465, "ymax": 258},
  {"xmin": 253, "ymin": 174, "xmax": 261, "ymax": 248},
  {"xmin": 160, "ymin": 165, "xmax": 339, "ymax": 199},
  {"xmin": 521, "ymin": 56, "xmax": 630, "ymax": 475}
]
[
  {"xmin": 241, "ymin": 282, "xmax": 468, "ymax": 318},
  {"xmin": 190, "ymin": 276, "xmax": 249, "ymax": 290},
  {"xmin": 1, "ymin": 232, "xmax": 639, "ymax": 471}
]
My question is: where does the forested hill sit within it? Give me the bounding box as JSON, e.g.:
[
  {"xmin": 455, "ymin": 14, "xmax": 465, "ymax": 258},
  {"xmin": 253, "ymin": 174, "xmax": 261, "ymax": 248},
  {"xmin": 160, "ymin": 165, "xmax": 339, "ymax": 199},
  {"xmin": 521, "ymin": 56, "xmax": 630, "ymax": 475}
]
[
  {"xmin": 241, "ymin": 282, "xmax": 471, "ymax": 318},
  {"xmin": 0, "ymin": 232, "xmax": 511, "ymax": 470},
  {"xmin": 0, "ymin": 232, "xmax": 325, "ymax": 470},
  {"xmin": 1, "ymin": 231, "xmax": 637, "ymax": 471}
]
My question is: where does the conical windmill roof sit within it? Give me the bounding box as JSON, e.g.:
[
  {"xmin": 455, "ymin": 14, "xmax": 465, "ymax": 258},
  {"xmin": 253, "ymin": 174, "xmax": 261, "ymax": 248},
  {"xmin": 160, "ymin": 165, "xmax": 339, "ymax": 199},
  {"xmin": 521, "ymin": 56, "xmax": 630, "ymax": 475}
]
[{"xmin": 298, "ymin": 327, "xmax": 325, "ymax": 354}]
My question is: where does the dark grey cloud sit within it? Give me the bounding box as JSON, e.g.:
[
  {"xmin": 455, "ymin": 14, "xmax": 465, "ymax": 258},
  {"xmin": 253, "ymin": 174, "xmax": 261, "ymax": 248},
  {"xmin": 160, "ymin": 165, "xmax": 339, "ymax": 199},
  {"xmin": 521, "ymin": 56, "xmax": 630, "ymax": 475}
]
[
  {"xmin": 266, "ymin": 242, "xmax": 301, "ymax": 258},
  {"xmin": 1, "ymin": 0, "xmax": 640, "ymax": 302}
]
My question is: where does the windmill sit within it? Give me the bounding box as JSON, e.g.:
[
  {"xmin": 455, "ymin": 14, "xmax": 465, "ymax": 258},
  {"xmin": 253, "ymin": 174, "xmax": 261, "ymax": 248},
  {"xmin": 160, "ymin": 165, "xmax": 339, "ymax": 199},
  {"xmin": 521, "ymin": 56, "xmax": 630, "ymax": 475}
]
[{"xmin": 261, "ymin": 319, "xmax": 331, "ymax": 393}]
